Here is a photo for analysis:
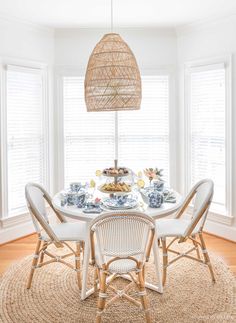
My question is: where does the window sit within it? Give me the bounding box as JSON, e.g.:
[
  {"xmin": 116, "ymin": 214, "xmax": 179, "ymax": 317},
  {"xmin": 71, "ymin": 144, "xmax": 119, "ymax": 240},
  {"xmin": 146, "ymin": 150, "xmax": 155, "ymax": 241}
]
[
  {"xmin": 63, "ymin": 75, "xmax": 170, "ymax": 186},
  {"xmin": 2, "ymin": 65, "xmax": 48, "ymax": 217},
  {"xmin": 186, "ymin": 62, "xmax": 231, "ymax": 215},
  {"xmin": 118, "ymin": 75, "xmax": 169, "ymax": 182},
  {"xmin": 63, "ymin": 77, "xmax": 115, "ymax": 186}
]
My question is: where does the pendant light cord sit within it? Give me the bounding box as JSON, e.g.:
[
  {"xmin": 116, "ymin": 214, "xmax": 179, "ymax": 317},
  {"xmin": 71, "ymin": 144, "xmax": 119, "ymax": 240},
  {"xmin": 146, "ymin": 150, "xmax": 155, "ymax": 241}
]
[
  {"xmin": 111, "ymin": 0, "xmax": 113, "ymax": 32},
  {"xmin": 111, "ymin": 0, "xmax": 118, "ymax": 161}
]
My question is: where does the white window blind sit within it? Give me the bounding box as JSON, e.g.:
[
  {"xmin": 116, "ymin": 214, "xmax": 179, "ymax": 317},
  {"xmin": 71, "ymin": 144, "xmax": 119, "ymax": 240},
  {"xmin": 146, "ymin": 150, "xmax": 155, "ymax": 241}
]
[
  {"xmin": 189, "ymin": 66, "xmax": 226, "ymax": 209},
  {"xmin": 6, "ymin": 65, "xmax": 46, "ymax": 216},
  {"xmin": 118, "ymin": 75, "xmax": 169, "ymax": 182},
  {"xmin": 63, "ymin": 75, "xmax": 170, "ymax": 186},
  {"xmin": 63, "ymin": 77, "xmax": 115, "ymax": 187}
]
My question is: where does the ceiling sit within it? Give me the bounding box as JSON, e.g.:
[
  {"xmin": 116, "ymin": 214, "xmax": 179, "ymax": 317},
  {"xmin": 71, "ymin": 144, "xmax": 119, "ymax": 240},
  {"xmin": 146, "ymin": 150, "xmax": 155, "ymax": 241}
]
[{"xmin": 0, "ymin": 0, "xmax": 236, "ymax": 29}]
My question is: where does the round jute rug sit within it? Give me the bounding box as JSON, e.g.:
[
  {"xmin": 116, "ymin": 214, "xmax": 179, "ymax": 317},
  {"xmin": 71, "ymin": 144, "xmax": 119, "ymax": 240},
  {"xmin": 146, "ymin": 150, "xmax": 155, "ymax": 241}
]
[{"xmin": 0, "ymin": 245, "xmax": 235, "ymax": 323}]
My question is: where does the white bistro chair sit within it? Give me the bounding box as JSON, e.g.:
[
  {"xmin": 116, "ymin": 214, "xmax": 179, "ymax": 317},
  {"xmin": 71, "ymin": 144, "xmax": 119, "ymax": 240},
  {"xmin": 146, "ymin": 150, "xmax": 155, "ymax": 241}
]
[
  {"xmin": 25, "ymin": 183, "xmax": 86, "ymax": 289},
  {"xmin": 156, "ymin": 179, "xmax": 215, "ymax": 285},
  {"xmin": 90, "ymin": 211, "xmax": 156, "ymax": 323}
]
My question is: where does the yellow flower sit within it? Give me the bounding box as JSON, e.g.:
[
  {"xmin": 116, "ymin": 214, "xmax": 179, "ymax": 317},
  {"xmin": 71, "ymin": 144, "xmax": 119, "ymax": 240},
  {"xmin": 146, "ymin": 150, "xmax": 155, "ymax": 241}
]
[
  {"xmin": 90, "ymin": 179, "xmax": 96, "ymax": 188},
  {"xmin": 95, "ymin": 170, "xmax": 102, "ymax": 177}
]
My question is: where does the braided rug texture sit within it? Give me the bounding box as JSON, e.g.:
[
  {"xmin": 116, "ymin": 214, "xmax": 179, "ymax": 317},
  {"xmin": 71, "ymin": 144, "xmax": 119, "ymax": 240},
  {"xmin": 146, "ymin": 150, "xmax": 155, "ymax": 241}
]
[{"xmin": 0, "ymin": 244, "xmax": 235, "ymax": 323}]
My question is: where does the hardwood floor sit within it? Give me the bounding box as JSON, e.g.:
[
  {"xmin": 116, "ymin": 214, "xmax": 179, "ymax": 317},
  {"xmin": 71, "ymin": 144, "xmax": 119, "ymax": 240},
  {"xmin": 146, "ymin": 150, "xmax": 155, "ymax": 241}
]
[{"xmin": 0, "ymin": 233, "xmax": 235, "ymax": 276}]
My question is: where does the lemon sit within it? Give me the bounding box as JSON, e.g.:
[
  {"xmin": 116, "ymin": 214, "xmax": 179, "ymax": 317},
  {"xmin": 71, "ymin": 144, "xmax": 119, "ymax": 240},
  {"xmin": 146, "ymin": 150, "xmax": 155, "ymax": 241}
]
[
  {"xmin": 137, "ymin": 179, "xmax": 145, "ymax": 188},
  {"xmin": 95, "ymin": 170, "xmax": 102, "ymax": 177}
]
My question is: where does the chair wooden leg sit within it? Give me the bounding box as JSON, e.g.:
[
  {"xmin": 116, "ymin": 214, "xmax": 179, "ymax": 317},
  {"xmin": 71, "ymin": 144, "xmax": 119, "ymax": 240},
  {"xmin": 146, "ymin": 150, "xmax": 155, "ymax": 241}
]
[
  {"xmin": 162, "ymin": 238, "xmax": 168, "ymax": 285},
  {"xmin": 75, "ymin": 242, "xmax": 82, "ymax": 290},
  {"xmin": 198, "ymin": 232, "xmax": 216, "ymax": 282},
  {"xmin": 138, "ymin": 267, "xmax": 151, "ymax": 323},
  {"xmin": 192, "ymin": 235, "xmax": 201, "ymax": 260},
  {"xmin": 27, "ymin": 239, "xmax": 42, "ymax": 289},
  {"xmin": 96, "ymin": 268, "xmax": 107, "ymax": 323},
  {"xmin": 142, "ymin": 264, "xmax": 145, "ymax": 281},
  {"xmin": 94, "ymin": 268, "xmax": 99, "ymax": 293},
  {"xmin": 39, "ymin": 241, "xmax": 47, "ymax": 264}
]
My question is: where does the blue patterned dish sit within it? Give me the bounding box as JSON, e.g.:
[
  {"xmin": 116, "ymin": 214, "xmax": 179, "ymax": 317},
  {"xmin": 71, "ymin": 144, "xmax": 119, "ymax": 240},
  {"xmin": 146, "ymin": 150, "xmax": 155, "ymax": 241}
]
[
  {"xmin": 83, "ymin": 202, "xmax": 103, "ymax": 214},
  {"xmin": 102, "ymin": 197, "xmax": 138, "ymax": 210}
]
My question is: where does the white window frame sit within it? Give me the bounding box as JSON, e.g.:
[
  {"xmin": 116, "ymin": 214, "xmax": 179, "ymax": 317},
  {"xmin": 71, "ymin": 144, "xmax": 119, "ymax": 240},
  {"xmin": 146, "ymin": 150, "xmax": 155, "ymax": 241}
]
[
  {"xmin": 0, "ymin": 58, "xmax": 50, "ymax": 220},
  {"xmin": 184, "ymin": 55, "xmax": 233, "ymax": 224},
  {"xmin": 55, "ymin": 67, "xmax": 177, "ymax": 192}
]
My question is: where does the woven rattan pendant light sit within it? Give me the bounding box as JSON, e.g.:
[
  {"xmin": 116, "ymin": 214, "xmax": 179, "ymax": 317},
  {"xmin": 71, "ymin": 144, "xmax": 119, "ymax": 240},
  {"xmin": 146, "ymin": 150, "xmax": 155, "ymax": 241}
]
[{"xmin": 84, "ymin": 1, "xmax": 141, "ymax": 112}]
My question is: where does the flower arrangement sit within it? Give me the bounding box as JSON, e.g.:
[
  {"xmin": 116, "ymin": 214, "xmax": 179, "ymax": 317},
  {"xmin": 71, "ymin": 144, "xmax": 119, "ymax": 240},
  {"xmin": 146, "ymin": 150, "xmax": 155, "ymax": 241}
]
[{"xmin": 143, "ymin": 168, "xmax": 164, "ymax": 185}]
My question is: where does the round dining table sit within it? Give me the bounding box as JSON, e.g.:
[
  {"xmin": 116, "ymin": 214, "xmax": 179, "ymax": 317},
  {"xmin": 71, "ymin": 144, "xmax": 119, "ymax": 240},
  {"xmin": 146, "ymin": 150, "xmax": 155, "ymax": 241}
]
[{"xmin": 52, "ymin": 189, "xmax": 183, "ymax": 300}]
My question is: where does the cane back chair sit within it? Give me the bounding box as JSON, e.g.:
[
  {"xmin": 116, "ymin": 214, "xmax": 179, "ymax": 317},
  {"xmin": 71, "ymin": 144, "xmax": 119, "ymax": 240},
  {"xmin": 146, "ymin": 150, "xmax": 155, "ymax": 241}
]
[
  {"xmin": 25, "ymin": 183, "xmax": 86, "ymax": 289},
  {"xmin": 90, "ymin": 211, "xmax": 156, "ymax": 323},
  {"xmin": 156, "ymin": 179, "xmax": 215, "ymax": 285}
]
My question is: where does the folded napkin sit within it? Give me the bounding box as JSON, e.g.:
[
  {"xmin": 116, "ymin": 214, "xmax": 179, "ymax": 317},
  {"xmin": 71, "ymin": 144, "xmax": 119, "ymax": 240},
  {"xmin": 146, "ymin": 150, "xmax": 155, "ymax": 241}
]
[
  {"xmin": 163, "ymin": 190, "xmax": 176, "ymax": 203},
  {"xmin": 82, "ymin": 202, "xmax": 103, "ymax": 214}
]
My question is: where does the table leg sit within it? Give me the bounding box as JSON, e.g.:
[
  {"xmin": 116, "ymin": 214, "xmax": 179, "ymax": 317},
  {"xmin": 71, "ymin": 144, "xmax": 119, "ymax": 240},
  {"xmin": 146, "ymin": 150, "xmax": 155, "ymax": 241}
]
[{"xmin": 146, "ymin": 237, "xmax": 163, "ymax": 293}]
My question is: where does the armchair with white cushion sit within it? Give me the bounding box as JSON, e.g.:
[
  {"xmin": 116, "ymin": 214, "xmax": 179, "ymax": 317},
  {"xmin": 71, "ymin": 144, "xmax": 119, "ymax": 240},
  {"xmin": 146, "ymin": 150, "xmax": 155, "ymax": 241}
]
[
  {"xmin": 155, "ymin": 179, "xmax": 215, "ymax": 285},
  {"xmin": 25, "ymin": 183, "xmax": 87, "ymax": 289}
]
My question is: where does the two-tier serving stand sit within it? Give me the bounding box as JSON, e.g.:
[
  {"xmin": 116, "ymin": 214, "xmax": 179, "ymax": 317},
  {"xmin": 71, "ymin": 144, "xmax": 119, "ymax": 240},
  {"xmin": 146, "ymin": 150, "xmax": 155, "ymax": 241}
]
[{"xmin": 98, "ymin": 160, "xmax": 132, "ymax": 196}]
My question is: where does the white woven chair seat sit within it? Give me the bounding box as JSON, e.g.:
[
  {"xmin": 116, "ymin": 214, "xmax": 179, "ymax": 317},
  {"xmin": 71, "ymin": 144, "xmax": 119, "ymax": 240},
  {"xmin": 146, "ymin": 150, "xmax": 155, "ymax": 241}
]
[
  {"xmin": 41, "ymin": 222, "xmax": 87, "ymax": 242},
  {"xmin": 96, "ymin": 255, "xmax": 141, "ymax": 274},
  {"xmin": 156, "ymin": 219, "xmax": 198, "ymax": 238}
]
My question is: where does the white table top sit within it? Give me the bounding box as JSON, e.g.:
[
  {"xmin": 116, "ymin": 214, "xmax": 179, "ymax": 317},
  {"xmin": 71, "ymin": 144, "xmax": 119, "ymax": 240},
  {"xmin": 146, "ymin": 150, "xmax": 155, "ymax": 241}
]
[{"xmin": 52, "ymin": 190, "xmax": 183, "ymax": 222}]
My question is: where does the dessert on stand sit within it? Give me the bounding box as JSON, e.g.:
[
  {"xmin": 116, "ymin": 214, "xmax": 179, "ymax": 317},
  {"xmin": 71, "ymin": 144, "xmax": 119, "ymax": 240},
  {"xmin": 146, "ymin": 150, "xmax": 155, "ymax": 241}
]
[{"xmin": 98, "ymin": 160, "xmax": 138, "ymax": 210}]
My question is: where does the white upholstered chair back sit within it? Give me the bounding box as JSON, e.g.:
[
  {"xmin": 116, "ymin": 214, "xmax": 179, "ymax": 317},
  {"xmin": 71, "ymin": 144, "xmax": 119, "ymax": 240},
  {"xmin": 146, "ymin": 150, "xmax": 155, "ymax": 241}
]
[
  {"xmin": 25, "ymin": 183, "xmax": 65, "ymax": 246},
  {"xmin": 90, "ymin": 212, "xmax": 155, "ymax": 268},
  {"xmin": 179, "ymin": 179, "xmax": 214, "ymax": 240}
]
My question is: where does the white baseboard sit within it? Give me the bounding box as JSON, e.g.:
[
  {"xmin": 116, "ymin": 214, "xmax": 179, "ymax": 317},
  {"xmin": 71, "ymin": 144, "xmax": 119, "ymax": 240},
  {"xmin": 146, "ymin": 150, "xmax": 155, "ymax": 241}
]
[
  {"xmin": 184, "ymin": 209, "xmax": 236, "ymax": 242},
  {"xmin": 0, "ymin": 220, "xmax": 35, "ymax": 244},
  {"xmin": 204, "ymin": 219, "xmax": 236, "ymax": 242}
]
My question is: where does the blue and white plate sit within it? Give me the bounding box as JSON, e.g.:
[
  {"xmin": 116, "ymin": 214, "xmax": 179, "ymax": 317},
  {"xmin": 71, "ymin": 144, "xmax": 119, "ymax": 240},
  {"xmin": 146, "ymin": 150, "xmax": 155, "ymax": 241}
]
[
  {"xmin": 102, "ymin": 197, "xmax": 138, "ymax": 210},
  {"xmin": 83, "ymin": 202, "xmax": 103, "ymax": 214}
]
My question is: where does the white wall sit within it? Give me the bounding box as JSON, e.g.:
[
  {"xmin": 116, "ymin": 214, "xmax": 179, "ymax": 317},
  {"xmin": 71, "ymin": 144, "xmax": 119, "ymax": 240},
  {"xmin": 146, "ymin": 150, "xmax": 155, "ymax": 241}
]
[
  {"xmin": 55, "ymin": 27, "xmax": 177, "ymax": 71},
  {"xmin": 177, "ymin": 15, "xmax": 236, "ymax": 241},
  {"xmin": 0, "ymin": 17, "xmax": 55, "ymax": 244},
  {"xmin": 0, "ymin": 16, "xmax": 54, "ymax": 63}
]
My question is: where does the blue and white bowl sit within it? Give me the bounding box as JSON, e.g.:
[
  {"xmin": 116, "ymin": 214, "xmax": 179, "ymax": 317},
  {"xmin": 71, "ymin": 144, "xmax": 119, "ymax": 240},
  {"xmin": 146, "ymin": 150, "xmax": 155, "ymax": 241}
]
[
  {"xmin": 67, "ymin": 191, "xmax": 86, "ymax": 207},
  {"xmin": 116, "ymin": 195, "xmax": 128, "ymax": 205},
  {"xmin": 153, "ymin": 180, "xmax": 165, "ymax": 192},
  {"xmin": 70, "ymin": 182, "xmax": 82, "ymax": 192},
  {"xmin": 67, "ymin": 192, "xmax": 78, "ymax": 205}
]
